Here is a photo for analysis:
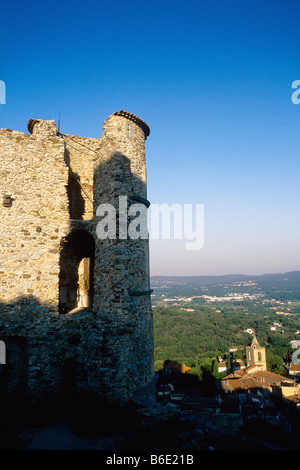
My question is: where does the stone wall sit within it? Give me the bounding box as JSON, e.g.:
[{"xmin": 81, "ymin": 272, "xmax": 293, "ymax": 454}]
[
  {"xmin": 0, "ymin": 125, "xmax": 69, "ymax": 308},
  {"xmin": 92, "ymin": 113, "xmax": 153, "ymax": 398},
  {"xmin": 0, "ymin": 110, "xmax": 154, "ymax": 407},
  {"xmin": 62, "ymin": 133, "xmax": 99, "ymax": 220}
]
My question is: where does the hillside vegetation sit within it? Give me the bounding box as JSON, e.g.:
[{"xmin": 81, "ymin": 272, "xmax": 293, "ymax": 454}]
[{"xmin": 153, "ymin": 305, "xmax": 300, "ymax": 377}]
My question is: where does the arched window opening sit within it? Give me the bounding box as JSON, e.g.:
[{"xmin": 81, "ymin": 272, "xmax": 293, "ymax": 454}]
[
  {"xmin": 258, "ymin": 351, "xmax": 262, "ymax": 362},
  {"xmin": 59, "ymin": 230, "xmax": 95, "ymax": 314}
]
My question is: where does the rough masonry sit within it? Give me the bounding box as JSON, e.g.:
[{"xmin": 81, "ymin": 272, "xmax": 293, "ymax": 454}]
[{"xmin": 0, "ymin": 110, "xmax": 154, "ymax": 408}]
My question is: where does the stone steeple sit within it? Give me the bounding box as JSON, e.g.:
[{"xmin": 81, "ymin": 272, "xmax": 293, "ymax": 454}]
[
  {"xmin": 251, "ymin": 335, "xmax": 260, "ymax": 348},
  {"xmin": 246, "ymin": 335, "xmax": 267, "ymax": 371}
]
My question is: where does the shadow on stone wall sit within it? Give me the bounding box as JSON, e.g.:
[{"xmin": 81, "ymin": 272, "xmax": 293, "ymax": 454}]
[
  {"xmin": 0, "ymin": 297, "xmax": 94, "ymax": 446},
  {"xmin": 0, "ymin": 150, "xmax": 154, "ymax": 447},
  {"xmin": 0, "ymin": 294, "xmax": 152, "ymax": 447},
  {"xmin": 67, "ymin": 172, "xmax": 86, "ymax": 220},
  {"xmin": 64, "ymin": 147, "xmax": 86, "ymax": 220}
]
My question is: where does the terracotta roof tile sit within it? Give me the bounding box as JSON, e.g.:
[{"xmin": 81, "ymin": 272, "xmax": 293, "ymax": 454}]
[{"xmin": 283, "ymin": 394, "xmax": 300, "ymax": 404}]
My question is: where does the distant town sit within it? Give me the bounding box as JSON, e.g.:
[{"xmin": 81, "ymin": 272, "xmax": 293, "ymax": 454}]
[{"xmin": 150, "ymin": 271, "xmax": 300, "ymax": 315}]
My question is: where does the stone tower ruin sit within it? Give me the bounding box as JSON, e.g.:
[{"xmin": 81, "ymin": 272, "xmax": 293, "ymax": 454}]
[{"xmin": 0, "ymin": 110, "xmax": 154, "ymax": 408}]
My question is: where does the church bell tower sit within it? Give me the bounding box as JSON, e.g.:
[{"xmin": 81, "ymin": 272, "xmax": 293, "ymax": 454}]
[{"xmin": 246, "ymin": 335, "xmax": 267, "ymax": 371}]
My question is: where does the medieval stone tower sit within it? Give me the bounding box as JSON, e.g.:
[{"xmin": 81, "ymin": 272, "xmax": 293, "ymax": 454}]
[
  {"xmin": 246, "ymin": 335, "xmax": 267, "ymax": 371},
  {"xmin": 0, "ymin": 110, "xmax": 154, "ymax": 408}
]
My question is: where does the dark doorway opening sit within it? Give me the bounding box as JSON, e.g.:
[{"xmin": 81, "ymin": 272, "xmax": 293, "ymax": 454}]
[
  {"xmin": 0, "ymin": 336, "xmax": 27, "ymax": 404},
  {"xmin": 63, "ymin": 358, "xmax": 78, "ymax": 418},
  {"xmin": 63, "ymin": 358, "xmax": 77, "ymax": 399},
  {"xmin": 0, "ymin": 336, "xmax": 28, "ymax": 448}
]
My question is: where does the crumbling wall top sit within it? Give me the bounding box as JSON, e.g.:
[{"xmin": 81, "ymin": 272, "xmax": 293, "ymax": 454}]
[
  {"xmin": 112, "ymin": 110, "xmax": 150, "ymax": 138},
  {"xmin": 27, "ymin": 119, "xmax": 57, "ymax": 136}
]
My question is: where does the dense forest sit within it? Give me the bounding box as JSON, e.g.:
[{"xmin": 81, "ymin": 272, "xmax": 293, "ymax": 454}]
[{"xmin": 153, "ymin": 305, "xmax": 300, "ymax": 378}]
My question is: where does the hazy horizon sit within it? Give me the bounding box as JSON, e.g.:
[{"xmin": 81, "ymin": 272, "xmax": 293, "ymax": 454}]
[{"xmin": 150, "ymin": 269, "xmax": 300, "ymax": 278}]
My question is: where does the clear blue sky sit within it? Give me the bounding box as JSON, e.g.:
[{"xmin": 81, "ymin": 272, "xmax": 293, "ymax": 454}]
[{"xmin": 1, "ymin": 0, "xmax": 300, "ymax": 276}]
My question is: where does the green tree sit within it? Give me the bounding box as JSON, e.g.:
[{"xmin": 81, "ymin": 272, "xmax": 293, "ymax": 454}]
[
  {"xmin": 267, "ymin": 351, "xmax": 286, "ymax": 375},
  {"xmin": 213, "ymin": 358, "xmax": 219, "ymax": 374},
  {"xmin": 154, "ymin": 360, "xmax": 164, "ymax": 372}
]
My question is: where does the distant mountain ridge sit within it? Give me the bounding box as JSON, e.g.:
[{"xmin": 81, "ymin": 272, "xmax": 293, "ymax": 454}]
[{"xmin": 151, "ymin": 271, "xmax": 300, "ymax": 285}]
